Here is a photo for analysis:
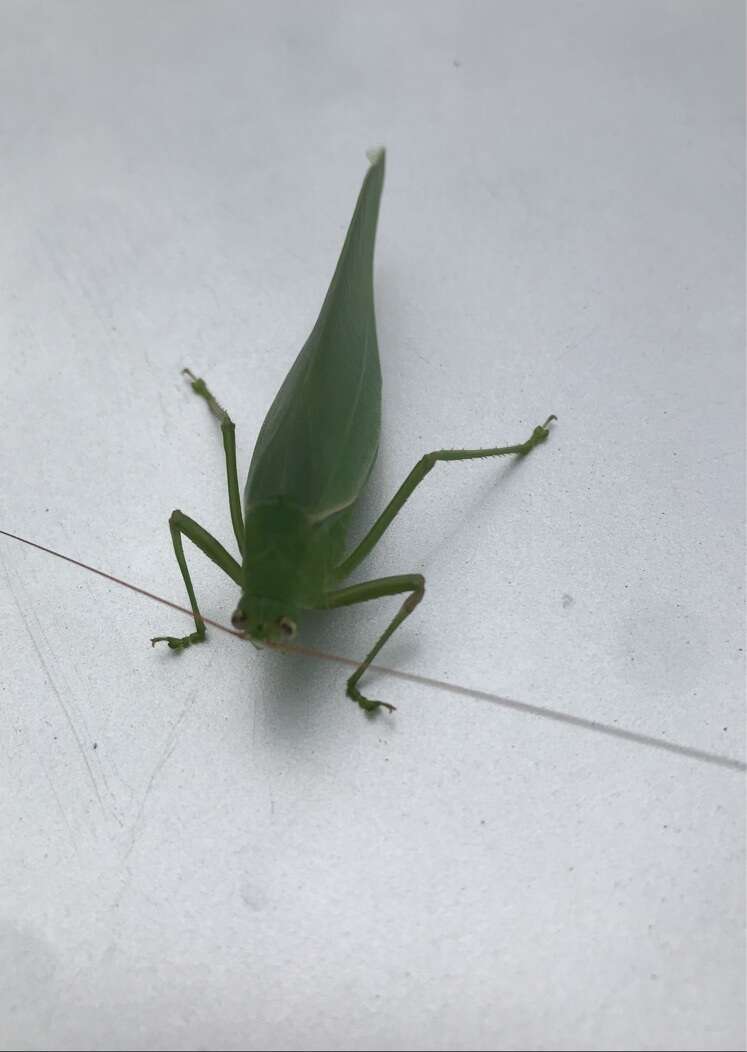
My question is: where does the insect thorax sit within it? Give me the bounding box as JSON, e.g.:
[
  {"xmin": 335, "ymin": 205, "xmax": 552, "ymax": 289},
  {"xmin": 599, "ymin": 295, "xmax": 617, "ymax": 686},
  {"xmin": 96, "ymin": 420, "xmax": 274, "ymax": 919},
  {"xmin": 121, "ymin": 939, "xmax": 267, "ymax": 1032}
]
[{"xmin": 242, "ymin": 499, "xmax": 348, "ymax": 605}]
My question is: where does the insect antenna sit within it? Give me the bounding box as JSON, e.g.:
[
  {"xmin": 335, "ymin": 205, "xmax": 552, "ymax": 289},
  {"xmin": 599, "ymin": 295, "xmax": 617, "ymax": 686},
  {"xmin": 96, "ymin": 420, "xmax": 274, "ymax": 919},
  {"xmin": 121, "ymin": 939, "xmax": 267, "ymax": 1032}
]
[{"xmin": 1, "ymin": 528, "xmax": 743, "ymax": 773}]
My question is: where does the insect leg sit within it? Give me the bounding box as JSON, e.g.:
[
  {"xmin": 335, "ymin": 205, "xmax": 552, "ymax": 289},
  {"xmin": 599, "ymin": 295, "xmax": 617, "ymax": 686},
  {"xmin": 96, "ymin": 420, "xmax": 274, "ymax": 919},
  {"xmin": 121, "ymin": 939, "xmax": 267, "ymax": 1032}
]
[
  {"xmin": 151, "ymin": 510, "xmax": 242, "ymax": 651},
  {"xmin": 335, "ymin": 416, "xmax": 556, "ymax": 578},
  {"xmin": 318, "ymin": 574, "xmax": 425, "ymax": 713},
  {"xmin": 182, "ymin": 369, "xmax": 244, "ymax": 554}
]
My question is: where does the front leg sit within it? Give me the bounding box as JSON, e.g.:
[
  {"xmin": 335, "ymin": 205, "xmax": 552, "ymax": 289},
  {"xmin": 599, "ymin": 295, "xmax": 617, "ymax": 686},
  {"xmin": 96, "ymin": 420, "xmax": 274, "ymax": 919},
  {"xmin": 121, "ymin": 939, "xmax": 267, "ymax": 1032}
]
[
  {"xmin": 151, "ymin": 510, "xmax": 242, "ymax": 651},
  {"xmin": 318, "ymin": 574, "xmax": 425, "ymax": 713}
]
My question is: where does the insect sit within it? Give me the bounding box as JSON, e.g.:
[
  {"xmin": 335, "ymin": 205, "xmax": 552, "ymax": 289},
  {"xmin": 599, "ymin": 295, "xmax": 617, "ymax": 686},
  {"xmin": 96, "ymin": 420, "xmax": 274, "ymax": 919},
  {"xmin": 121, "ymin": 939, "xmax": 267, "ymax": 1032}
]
[{"xmin": 152, "ymin": 149, "xmax": 556, "ymax": 713}]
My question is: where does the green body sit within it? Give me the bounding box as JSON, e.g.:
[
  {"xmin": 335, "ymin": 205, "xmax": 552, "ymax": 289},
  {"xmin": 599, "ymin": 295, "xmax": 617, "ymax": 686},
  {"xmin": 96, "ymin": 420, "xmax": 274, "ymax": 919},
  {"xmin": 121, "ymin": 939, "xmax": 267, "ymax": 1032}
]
[
  {"xmin": 239, "ymin": 152, "xmax": 385, "ymax": 631},
  {"xmin": 152, "ymin": 150, "xmax": 556, "ymax": 713}
]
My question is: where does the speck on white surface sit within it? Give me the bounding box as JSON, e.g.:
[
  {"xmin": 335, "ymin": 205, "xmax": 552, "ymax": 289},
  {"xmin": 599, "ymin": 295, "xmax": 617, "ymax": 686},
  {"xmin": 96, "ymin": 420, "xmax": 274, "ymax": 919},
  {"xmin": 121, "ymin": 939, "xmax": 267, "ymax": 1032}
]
[{"xmin": 0, "ymin": 3, "xmax": 744, "ymax": 1050}]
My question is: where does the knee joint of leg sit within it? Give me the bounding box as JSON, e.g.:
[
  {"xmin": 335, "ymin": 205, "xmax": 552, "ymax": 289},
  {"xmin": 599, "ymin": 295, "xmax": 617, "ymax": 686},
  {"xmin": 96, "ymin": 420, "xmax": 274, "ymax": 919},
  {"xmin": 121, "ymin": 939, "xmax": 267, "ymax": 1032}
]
[{"xmin": 405, "ymin": 579, "xmax": 425, "ymax": 612}]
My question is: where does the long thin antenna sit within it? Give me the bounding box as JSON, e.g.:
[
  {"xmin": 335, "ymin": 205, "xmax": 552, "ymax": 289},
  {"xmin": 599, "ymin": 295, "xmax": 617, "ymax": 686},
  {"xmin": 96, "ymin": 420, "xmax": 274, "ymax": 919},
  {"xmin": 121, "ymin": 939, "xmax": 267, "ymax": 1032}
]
[
  {"xmin": 0, "ymin": 528, "xmax": 242, "ymax": 636},
  {"xmin": 2, "ymin": 528, "xmax": 744, "ymax": 773}
]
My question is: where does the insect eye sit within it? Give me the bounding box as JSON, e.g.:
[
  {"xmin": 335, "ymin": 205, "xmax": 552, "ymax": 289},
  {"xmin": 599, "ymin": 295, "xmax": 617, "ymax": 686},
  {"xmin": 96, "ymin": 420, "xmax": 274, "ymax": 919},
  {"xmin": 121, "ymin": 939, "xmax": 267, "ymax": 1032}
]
[
  {"xmin": 278, "ymin": 617, "xmax": 296, "ymax": 639},
  {"xmin": 231, "ymin": 608, "xmax": 247, "ymax": 629}
]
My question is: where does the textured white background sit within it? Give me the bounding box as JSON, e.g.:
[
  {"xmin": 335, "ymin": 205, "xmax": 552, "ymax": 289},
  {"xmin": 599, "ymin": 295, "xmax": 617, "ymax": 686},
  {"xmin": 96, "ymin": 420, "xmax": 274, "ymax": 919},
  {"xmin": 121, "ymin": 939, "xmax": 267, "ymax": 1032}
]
[{"xmin": 1, "ymin": 2, "xmax": 744, "ymax": 1050}]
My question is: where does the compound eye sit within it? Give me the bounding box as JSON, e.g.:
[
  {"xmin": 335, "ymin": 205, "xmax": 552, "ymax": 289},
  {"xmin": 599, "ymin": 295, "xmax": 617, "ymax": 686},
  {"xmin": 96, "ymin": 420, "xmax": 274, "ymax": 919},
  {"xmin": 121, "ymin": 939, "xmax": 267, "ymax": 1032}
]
[
  {"xmin": 231, "ymin": 607, "xmax": 247, "ymax": 630},
  {"xmin": 278, "ymin": 616, "xmax": 297, "ymax": 639}
]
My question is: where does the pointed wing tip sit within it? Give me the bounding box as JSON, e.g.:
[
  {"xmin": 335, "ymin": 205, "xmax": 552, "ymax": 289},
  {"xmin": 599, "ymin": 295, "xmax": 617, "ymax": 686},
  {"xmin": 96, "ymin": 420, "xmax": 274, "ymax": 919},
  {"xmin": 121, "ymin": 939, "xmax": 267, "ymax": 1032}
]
[{"xmin": 366, "ymin": 146, "xmax": 386, "ymax": 167}]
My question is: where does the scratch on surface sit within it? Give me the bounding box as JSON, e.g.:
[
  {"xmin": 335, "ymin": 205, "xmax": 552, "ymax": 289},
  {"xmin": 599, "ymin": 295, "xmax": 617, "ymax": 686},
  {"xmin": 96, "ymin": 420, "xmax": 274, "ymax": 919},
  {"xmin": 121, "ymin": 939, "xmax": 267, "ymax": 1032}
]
[
  {"xmin": 1, "ymin": 553, "xmax": 78, "ymax": 849},
  {"xmin": 50, "ymin": 560, "xmax": 127, "ymax": 823},
  {"xmin": 39, "ymin": 752, "xmax": 80, "ymax": 859},
  {"xmin": 1, "ymin": 551, "xmax": 108, "ymax": 821},
  {"xmin": 140, "ymin": 343, "xmax": 170, "ymax": 440},
  {"xmin": 122, "ymin": 674, "xmax": 205, "ymax": 864}
]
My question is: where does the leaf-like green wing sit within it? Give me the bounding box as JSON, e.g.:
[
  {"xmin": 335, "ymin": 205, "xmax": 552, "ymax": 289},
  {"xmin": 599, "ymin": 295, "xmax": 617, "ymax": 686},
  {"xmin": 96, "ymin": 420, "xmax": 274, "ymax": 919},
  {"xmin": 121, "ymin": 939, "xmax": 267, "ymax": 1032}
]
[{"xmin": 245, "ymin": 149, "xmax": 385, "ymax": 520}]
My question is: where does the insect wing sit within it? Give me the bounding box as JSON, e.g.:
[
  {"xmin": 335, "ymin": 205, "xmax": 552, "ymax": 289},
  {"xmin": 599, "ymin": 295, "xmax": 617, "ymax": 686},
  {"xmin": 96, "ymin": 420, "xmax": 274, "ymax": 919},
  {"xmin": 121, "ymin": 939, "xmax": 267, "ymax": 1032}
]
[{"xmin": 245, "ymin": 150, "xmax": 386, "ymax": 519}]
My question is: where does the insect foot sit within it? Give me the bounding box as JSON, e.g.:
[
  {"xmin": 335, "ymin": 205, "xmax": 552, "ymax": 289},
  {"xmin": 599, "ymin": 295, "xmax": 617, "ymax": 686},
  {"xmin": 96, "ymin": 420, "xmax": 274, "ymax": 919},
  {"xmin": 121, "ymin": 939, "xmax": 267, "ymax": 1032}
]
[
  {"xmin": 520, "ymin": 414, "xmax": 557, "ymax": 454},
  {"xmin": 347, "ymin": 681, "xmax": 397, "ymax": 715},
  {"xmin": 151, "ymin": 627, "xmax": 206, "ymax": 651}
]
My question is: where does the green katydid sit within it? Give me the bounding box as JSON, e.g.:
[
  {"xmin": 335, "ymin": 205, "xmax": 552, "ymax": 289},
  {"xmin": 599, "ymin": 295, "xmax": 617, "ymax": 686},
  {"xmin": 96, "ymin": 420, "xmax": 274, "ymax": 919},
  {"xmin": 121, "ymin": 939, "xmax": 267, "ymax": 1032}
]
[{"xmin": 151, "ymin": 148, "xmax": 555, "ymax": 713}]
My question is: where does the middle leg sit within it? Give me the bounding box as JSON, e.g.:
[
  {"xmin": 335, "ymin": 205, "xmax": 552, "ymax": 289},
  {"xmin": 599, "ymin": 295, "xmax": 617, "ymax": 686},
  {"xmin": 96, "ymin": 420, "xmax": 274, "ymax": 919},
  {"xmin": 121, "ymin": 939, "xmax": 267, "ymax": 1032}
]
[{"xmin": 335, "ymin": 415, "xmax": 556, "ymax": 579}]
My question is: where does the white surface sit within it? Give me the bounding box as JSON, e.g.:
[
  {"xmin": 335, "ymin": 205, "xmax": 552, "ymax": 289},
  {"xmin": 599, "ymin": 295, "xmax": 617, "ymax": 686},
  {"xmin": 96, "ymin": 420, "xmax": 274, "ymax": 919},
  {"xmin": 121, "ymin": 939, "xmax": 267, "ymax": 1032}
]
[{"xmin": 1, "ymin": 2, "xmax": 744, "ymax": 1050}]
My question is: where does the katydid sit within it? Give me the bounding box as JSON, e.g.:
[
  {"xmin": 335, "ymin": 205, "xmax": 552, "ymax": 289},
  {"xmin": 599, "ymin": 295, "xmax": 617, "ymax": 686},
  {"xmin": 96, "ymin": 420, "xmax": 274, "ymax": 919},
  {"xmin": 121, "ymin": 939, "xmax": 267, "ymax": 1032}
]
[{"xmin": 151, "ymin": 149, "xmax": 555, "ymax": 713}]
